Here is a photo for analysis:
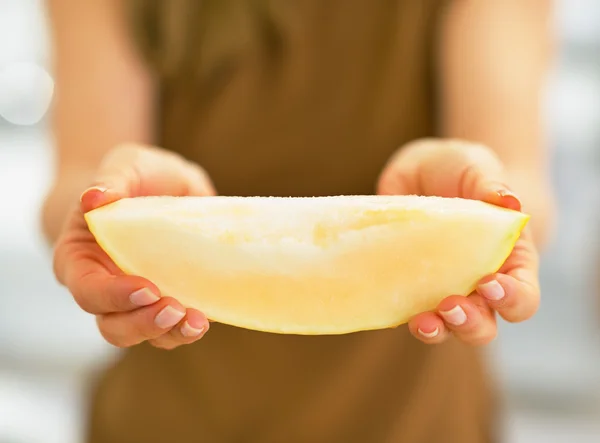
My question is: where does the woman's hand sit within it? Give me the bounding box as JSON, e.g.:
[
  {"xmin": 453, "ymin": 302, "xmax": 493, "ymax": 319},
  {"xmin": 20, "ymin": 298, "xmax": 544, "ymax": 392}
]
[
  {"xmin": 377, "ymin": 138, "xmax": 540, "ymax": 346},
  {"xmin": 53, "ymin": 144, "xmax": 215, "ymax": 350}
]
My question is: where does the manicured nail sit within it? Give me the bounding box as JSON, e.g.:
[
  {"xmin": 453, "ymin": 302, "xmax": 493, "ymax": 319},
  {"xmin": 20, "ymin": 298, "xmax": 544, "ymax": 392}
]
[
  {"xmin": 79, "ymin": 186, "xmax": 107, "ymax": 202},
  {"xmin": 181, "ymin": 321, "xmax": 205, "ymax": 337},
  {"xmin": 155, "ymin": 306, "xmax": 185, "ymax": 329},
  {"xmin": 129, "ymin": 288, "xmax": 160, "ymax": 306},
  {"xmin": 497, "ymin": 189, "xmax": 522, "ymax": 211},
  {"xmin": 418, "ymin": 327, "xmax": 439, "ymax": 339},
  {"xmin": 478, "ymin": 280, "xmax": 505, "ymax": 301},
  {"xmin": 440, "ymin": 306, "xmax": 467, "ymax": 326}
]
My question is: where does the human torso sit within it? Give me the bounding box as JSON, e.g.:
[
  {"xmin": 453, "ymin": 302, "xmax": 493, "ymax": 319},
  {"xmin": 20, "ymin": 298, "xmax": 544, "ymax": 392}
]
[{"xmin": 87, "ymin": 2, "xmax": 498, "ymax": 442}]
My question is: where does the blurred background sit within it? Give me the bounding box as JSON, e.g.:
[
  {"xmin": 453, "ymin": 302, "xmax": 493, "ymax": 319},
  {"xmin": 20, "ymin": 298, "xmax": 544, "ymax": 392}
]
[{"xmin": 1, "ymin": 1, "xmax": 599, "ymax": 442}]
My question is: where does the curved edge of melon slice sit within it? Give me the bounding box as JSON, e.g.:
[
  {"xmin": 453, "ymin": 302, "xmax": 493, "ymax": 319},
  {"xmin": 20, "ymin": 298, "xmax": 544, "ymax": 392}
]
[{"xmin": 84, "ymin": 196, "xmax": 530, "ymax": 335}]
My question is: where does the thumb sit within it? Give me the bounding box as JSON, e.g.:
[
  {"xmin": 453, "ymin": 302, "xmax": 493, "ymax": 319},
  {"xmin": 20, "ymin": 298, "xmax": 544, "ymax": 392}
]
[
  {"xmin": 379, "ymin": 139, "xmax": 522, "ymax": 211},
  {"xmin": 80, "ymin": 143, "xmax": 215, "ymax": 213},
  {"xmin": 430, "ymin": 141, "xmax": 522, "ymax": 211}
]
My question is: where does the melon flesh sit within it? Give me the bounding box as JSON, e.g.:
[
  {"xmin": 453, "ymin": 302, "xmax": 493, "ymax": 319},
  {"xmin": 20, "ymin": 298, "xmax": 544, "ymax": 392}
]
[{"xmin": 85, "ymin": 195, "xmax": 529, "ymax": 335}]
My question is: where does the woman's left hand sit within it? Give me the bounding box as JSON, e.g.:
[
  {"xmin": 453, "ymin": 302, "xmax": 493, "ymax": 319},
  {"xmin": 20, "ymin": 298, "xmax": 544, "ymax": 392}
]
[{"xmin": 377, "ymin": 138, "xmax": 540, "ymax": 346}]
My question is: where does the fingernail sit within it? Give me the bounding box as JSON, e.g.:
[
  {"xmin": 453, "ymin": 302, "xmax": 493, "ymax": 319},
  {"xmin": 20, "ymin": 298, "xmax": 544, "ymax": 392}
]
[
  {"xmin": 497, "ymin": 189, "xmax": 522, "ymax": 211},
  {"xmin": 478, "ymin": 280, "xmax": 505, "ymax": 301},
  {"xmin": 129, "ymin": 288, "xmax": 160, "ymax": 306},
  {"xmin": 418, "ymin": 327, "xmax": 439, "ymax": 339},
  {"xmin": 155, "ymin": 306, "xmax": 185, "ymax": 329},
  {"xmin": 181, "ymin": 321, "xmax": 205, "ymax": 337},
  {"xmin": 80, "ymin": 186, "xmax": 107, "ymax": 202},
  {"xmin": 440, "ymin": 306, "xmax": 467, "ymax": 326}
]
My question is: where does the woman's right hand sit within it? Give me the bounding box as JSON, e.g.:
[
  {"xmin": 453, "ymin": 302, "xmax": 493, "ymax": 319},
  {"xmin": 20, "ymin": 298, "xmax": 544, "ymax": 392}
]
[{"xmin": 53, "ymin": 144, "xmax": 215, "ymax": 350}]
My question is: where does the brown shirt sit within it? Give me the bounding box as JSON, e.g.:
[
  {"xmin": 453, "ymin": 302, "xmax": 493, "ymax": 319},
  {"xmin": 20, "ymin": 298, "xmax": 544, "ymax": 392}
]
[{"xmin": 87, "ymin": 1, "xmax": 498, "ymax": 442}]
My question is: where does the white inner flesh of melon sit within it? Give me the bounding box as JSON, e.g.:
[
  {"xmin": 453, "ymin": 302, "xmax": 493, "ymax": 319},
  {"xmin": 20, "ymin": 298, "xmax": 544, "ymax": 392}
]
[{"xmin": 86, "ymin": 195, "xmax": 527, "ymax": 334}]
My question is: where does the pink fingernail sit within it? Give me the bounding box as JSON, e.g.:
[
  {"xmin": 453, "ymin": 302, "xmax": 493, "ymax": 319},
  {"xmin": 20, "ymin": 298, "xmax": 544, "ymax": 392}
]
[
  {"xmin": 155, "ymin": 306, "xmax": 185, "ymax": 329},
  {"xmin": 418, "ymin": 327, "xmax": 439, "ymax": 339},
  {"xmin": 440, "ymin": 306, "xmax": 467, "ymax": 326},
  {"xmin": 181, "ymin": 321, "xmax": 205, "ymax": 337},
  {"xmin": 497, "ymin": 189, "xmax": 522, "ymax": 211},
  {"xmin": 478, "ymin": 280, "xmax": 505, "ymax": 301},
  {"xmin": 129, "ymin": 288, "xmax": 160, "ymax": 306},
  {"xmin": 79, "ymin": 186, "xmax": 107, "ymax": 202}
]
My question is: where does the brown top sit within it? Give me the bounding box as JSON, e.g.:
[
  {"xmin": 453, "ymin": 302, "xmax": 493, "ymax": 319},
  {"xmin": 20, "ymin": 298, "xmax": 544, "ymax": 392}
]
[{"xmin": 87, "ymin": 1, "xmax": 498, "ymax": 442}]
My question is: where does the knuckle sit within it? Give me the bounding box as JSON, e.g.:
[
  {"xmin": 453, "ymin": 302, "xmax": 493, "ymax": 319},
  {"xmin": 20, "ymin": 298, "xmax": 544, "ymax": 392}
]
[
  {"xmin": 93, "ymin": 276, "xmax": 127, "ymax": 312},
  {"xmin": 104, "ymin": 143, "xmax": 145, "ymax": 164},
  {"xmin": 95, "ymin": 144, "xmax": 146, "ymax": 193},
  {"xmin": 130, "ymin": 321, "xmax": 154, "ymax": 343},
  {"xmin": 100, "ymin": 331, "xmax": 127, "ymax": 348},
  {"xmin": 187, "ymin": 164, "xmax": 216, "ymax": 196},
  {"xmin": 105, "ymin": 292, "xmax": 126, "ymax": 313},
  {"xmin": 69, "ymin": 281, "xmax": 98, "ymax": 314},
  {"xmin": 450, "ymin": 140, "xmax": 506, "ymax": 177},
  {"xmin": 458, "ymin": 164, "xmax": 483, "ymax": 198},
  {"xmin": 149, "ymin": 338, "xmax": 178, "ymax": 351},
  {"xmin": 466, "ymin": 327, "xmax": 498, "ymax": 347},
  {"xmin": 96, "ymin": 322, "xmax": 132, "ymax": 348},
  {"xmin": 499, "ymin": 284, "xmax": 540, "ymax": 323},
  {"xmin": 509, "ymin": 305, "xmax": 539, "ymax": 324},
  {"xmin": 72, "ymin": 292, "xmax": 96, "ymax": 314},
  {"xmin": 377, "ymin": 166, "xmax": 411, "ymax": 195},
  {"xmin": 487, "ymin": 295, "xmax": 511, "ymax": 311},
  {"xmin": 501, "ymin": 298, "xmax": 538, "ymax": 323},
  {"xmin": 61, "ymin": 261, "xmax": 116, "ymax": 315},
  {"xmin": 77, "ymin": 273, "xmax": 116, "ymax": 313},
  {"xmin": 130, "ymin": 312, "xmax": 170, "ymax": 342},
  {"xmin": 459, "ymin": 318, "xmax": 483, "ymax": 335},
  {"xmin": 482, "ymin": 326, "xmax": 498, "ymax": 344},
  {"xmin": 453, "ymin": 139, "xmax": 498, "ymax": 161}
]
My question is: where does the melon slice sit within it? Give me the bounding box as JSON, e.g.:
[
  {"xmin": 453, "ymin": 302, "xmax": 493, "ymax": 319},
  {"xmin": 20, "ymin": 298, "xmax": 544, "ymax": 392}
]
[{"xmin": 85, "ymin": 195, "xmax": 529, "ymax": 335}]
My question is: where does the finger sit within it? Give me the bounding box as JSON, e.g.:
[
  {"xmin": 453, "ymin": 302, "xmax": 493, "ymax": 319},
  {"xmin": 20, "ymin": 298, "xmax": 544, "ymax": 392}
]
[
  {"xmin": 148, "ymin": 309, "xmax": 210, "ymax": 350},
  {"xmin": 53, "ymin": 212, "xmax": 161, "ymax": 314},
  {"xmin": 437, "ymin": 295, "xmax": 498, "ymax": 346},
  {"xmin": 378, "ymin": 139, "xmax": 522, "ymax": 211},
  {"xmin": 477, "ymin": 228, "xmax": 540, "ymax": 323},
  {"xmin": 72, "ymin": 267, "xmax": 160, "ymax": 315},
  {"xmin": 408, "ymin": 312, "xmax": 450, "ymax": 344},
  {"xmin": 421, "ymin": 141, "xmax": 521, "ymax": 209},
  {"xmin": 80, "ymin": 143, "xmax": 216, "ymax": 213},
  {"xmin": 457, "ymin": 162, "xmax": 522, "ymax": 211},
  {"xmin": 477, "ymin": 272, "xmax": 540, "ymax": 323},
  {"xmin": 96, "ymin": 297, "xmax": 187, "ymax": 348}
]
